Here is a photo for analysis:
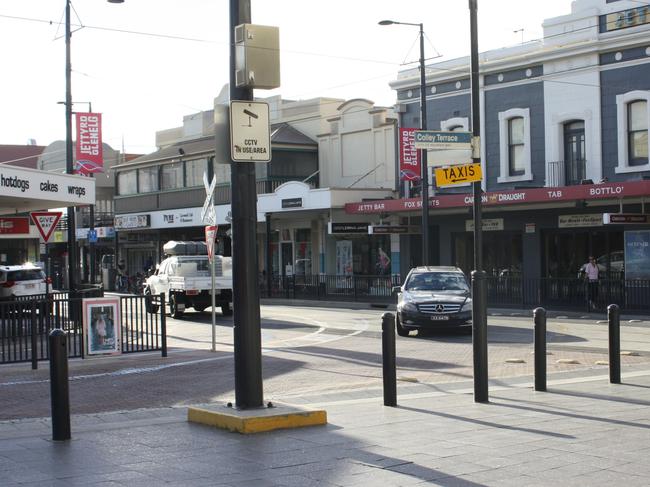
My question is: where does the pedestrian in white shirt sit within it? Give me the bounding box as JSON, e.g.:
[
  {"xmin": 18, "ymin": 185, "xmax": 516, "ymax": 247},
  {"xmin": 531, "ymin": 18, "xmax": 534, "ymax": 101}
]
[{"xmin": 583, "ymin": 256, "xmax": 599, "ymax": 310}]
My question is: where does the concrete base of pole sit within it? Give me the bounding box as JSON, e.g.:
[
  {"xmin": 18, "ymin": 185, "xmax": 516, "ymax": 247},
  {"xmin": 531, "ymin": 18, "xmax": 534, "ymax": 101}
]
[{"xmin": 188, "ymin": 402, "xmax": 326, "ymax": 434}]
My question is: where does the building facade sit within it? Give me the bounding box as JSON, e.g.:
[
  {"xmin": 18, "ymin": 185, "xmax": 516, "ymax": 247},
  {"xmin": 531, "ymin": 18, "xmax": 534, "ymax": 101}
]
[
  {"xmin": 113, "ymin": 90, "xmax": 398, "ymax": 281},
  {"xmin": 346, "ymin": 0, "xmax": 650, "ymax": 288}
]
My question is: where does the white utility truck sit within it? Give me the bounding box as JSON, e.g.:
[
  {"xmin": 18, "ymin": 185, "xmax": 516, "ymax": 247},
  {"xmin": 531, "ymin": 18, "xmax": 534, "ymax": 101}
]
[{"xmin": 144, "ymin": 241, "xmax": 233, "ymax": 318}]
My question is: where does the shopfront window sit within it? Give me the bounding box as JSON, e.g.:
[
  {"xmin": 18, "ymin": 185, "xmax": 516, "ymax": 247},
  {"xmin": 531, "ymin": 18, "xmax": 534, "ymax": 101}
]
[
  {"xmin": 138, "ymin": 167, "xmax": 159, "ymax": 193},
  {"xmin": 453, "ymin": 232, "xmax": 522, "ymax": 278},
  {"xmin": 334, "ymin": 235, "xmax": 391, "ymax": 276},
  {"xmin": 544, "ymin": 230, "xmax": 624, "ymax": 279},
  {"xmin": 185, "ymin": 158, "xmax": 207, "ymax": 187},
  {"xmin": 161, "ymin": 162, "xmax": 183, "ymax": 190}
]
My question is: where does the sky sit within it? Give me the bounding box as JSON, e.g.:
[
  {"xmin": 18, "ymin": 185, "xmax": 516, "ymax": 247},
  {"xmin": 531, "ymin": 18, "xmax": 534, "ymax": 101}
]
[{"xmin": 0, "ymin": 0, "xmax": 573, "ymax": 155}]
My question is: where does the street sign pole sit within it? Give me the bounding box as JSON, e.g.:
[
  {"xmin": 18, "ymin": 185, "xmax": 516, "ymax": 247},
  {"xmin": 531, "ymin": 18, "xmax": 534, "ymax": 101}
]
[{"xmin": 230, "ymin": 0, "xmax": 264, "ymax": 409}]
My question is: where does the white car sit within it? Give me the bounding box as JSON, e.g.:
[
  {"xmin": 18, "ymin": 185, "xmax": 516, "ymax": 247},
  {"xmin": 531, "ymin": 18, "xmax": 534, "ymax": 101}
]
[{"xmin": 0, "ymin": 265, "xmax": 48, "ymax": 301}]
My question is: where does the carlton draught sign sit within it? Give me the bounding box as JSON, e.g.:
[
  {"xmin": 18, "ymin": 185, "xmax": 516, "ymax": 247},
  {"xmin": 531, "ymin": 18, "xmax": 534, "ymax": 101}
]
[{"xmin": 75, "ymin": 112, "xmax": 103, "ymax": 175}]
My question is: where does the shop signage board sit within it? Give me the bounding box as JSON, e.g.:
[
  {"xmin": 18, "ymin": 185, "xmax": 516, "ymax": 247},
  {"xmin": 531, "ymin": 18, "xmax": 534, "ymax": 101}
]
[
  {"xmin": 0, "ymin": 165, "xmax": 94, "ymax": 206},
  {"xmin": 369, "ymin": 225, "xmax": 411, "ymax": 235},
  {"xmin": 230, "ymin": 101, "xmax": 271, "ymax": 162},
  {"xmin": 30, "ymin": 211, "xmax": 62, "ymax": 242},
  {"xmin": 328, "ymin": 222, "xmax": 369, "ymax": 234},
  {"xmin": 603, "ymin": 213, "xmax": 650, "ymax": 225},
  {"xmin": 559, "ymin": 214, "xmax": 603, "ymax": 228},
  {"xmin": 115, "ymin": 214, "xmax": 150, "ymax": 230},
  {"xmin": 281, "ymin": 198, "xmax": 303, "ymax": 209},
  {"xmin": 344, "ymin": 180, "xmax": 650, "ymax": 215},
  {"xmin": 465, "ymin": 218, "xmax": 504, "ymax": 232},
  {"xmin": 0, "ymin": 217, "xmax": 29, "ymax": 235},
  {"xmin": 435, "ymin": 163, "xmax": 482, "ymax": 186}
]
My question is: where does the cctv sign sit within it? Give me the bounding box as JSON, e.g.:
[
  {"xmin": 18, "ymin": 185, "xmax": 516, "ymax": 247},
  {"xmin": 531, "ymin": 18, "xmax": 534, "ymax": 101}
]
[{"xmin": 230, "ymin": 101, "xmax": 271, "ymax": 162}]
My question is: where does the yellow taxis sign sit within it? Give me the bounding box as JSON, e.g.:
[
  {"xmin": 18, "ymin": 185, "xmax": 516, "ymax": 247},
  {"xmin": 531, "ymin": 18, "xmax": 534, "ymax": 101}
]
[{"xmin": 435, "ymin": 163, "xmax": 482, "ymax": 186}]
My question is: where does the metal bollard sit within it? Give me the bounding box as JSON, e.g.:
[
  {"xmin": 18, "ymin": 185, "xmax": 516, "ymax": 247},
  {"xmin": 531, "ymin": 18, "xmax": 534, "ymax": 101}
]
[
  {"xmin": 471, "ymin": 270, "xmax": 489, "ymax": 403},
  {"xmin": 160, "ymin": 293, "xmax": 167, "ymax": 358},
  {"xmin": 533, "ymin": 307, "xmax": 547, "ymax": 392},
  {"xmin": 381, "ymin": 312, "xmax": 397, "ymax": 407},
  {"xmin": 49, "ymin": 329, "xmax": 71, "ymax": 441},
  {"xmin": 30, "ymin": 302, "xmax": 38, "ymax": 370},
  {"xmin": 608, "ymin": 304, "xmax": 621, "ymax": 384}
]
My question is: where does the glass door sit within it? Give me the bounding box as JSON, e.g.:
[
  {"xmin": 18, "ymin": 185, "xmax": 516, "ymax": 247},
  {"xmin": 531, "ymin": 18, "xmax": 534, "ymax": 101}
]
[{"xmin": 281, "ymin": 242, "xmax": 294, "ymax": 277}]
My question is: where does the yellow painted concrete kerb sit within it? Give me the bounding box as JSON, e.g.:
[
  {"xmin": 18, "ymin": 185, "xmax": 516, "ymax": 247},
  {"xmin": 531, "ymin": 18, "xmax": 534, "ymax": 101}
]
[{"xmin": 187, "ymin": 403, "xmax": 327, "ymax": 434}]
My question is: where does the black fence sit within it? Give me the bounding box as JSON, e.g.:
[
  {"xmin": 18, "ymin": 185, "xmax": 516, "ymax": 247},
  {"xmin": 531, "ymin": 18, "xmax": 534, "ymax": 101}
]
[
  {"xmin": 485, "ymin": 277, "xmax": 650, "ymax": 313},
  {"xmin": 261, "ymin": 274, "xmax": 401, "ymax": 302},
  {"xmin": 0, "ymin": 293, "xmax": 166, "ymax": 367},
  {"xmin": 260, "ymin": 274, "xmax": 650, "ymax": 313}
]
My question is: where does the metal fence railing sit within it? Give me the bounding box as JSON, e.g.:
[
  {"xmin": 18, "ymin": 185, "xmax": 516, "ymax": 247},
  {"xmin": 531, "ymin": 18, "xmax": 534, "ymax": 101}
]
[
  {"xmin": 0, "ymin": 293, "xmax": 166, "ymax": 367},
  {"xmin": 260, "ymin": 274, "xmax": 650, "ymax": 313}
]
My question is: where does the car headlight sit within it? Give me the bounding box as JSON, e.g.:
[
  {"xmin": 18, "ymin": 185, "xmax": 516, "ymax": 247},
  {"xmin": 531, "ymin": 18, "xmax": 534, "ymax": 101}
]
[
  {"xmin": 398, "ymin": 293, "xmax": 418, "ymax": 312},
  {"xmin": 461, "ymin": 299, "xmax": 473, "ymax": 312}
]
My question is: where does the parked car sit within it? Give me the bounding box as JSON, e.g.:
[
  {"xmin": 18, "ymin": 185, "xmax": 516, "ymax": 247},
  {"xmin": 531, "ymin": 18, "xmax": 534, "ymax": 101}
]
[
  {"xmin": 0, "ymin": 264, "xmax": 48, "ymax": 301},
  {"xmin": 393, "ymin": 266, "xmax": 472, "ymax": 337}
]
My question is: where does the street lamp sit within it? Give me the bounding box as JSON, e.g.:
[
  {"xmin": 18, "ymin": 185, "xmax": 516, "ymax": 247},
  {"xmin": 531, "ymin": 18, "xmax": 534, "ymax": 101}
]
[{"xmin": 379, "ymin": 20, "xmax": 430, "ymax": 266}]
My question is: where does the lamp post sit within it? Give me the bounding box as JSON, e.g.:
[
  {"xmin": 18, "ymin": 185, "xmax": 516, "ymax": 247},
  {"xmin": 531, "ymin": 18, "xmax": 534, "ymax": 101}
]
[
  {"xmin": 469, "ymin": 0, "xmax": 488, "ymax": 403},
  {"xmin": 379, "ymin": 20, "xmax": 430, "ymax": 266}
]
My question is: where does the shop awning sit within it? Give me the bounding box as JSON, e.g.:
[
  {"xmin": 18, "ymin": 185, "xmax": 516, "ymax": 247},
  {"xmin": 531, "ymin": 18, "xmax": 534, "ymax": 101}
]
[
  {"xmin": 345, "ymin": 180, "xmax": 650, "ymax": 214},
  {"xmin": 0, "ymin": 165, "xmax": 95, "ymax": 215}
]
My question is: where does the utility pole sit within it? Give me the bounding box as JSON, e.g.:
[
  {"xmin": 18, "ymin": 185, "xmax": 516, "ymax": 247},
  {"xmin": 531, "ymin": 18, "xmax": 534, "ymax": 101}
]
[
  {"xmin": 65, "ymin": 0, "xmax": 77, "ymax": 294},
  {"xmin": 229, "ymin": 0, "xmax": 264, "ymax": 409},
  {"xmin": 469, "ymin": 0, "xmax": 488, "ymax": 403}
]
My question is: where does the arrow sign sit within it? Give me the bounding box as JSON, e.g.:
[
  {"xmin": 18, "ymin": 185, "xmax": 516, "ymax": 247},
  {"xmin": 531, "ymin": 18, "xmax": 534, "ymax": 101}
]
[{"xmin": 30, "ymin": 211, "xmax": 62, "ymax": 243}]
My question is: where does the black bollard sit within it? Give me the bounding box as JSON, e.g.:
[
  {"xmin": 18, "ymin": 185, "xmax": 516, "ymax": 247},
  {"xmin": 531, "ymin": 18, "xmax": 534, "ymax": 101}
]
[
  {"xmin": 533, "ymin": 307, "xmax": 547, "ymax": 392},
  {"xmin": 381, "ymin": 312, "xmax": 397, "ymax": 407},
  {"xmin": 608, "ymin": 304, "xmax": 621, "ymax": 384},
  {"xmin": 49, "ymin": 329, "xmax": 71, "ymax": 441},
  {"xmin": 160, "ymin": 293, "xmax": 167, "ymax": 358},
  {"xmin": 471, "ymin": 270, "xmax": 489, "ymax": 403}
]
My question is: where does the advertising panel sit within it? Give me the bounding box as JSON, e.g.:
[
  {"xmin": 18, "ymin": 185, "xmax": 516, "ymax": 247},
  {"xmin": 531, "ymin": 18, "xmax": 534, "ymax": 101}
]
[
  {"xmin": 624, "ymin": 230, "xmax": 650, "ymax": 280},
  {"xmin": 399, "ymin": 128, "xmax": 421, "ymax": 181},
  {"xmin": 83, "ymin": 297, "xmax": 121, "ymax": 356},
  {"xmin": 75, "ymin": 112, "xmax": 103, "ymax": 175}
]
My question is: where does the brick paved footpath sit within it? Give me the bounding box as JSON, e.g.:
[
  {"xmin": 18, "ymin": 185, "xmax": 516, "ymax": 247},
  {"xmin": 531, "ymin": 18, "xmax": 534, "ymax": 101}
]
[{"xmin": 1, "ymin": 364, "xmax": 650, "ymax": 487}]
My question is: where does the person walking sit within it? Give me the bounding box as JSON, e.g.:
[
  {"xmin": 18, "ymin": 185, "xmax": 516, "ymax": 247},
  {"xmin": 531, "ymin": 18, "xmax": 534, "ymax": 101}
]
[{"xmin": 582, "ymin": 256, "xmax": 599, "ymax": 310}]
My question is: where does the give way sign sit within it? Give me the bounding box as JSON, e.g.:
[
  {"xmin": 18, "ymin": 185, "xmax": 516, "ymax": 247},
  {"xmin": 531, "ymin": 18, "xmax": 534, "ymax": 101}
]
[{"xmin": 30, "ymin": 211, "xmax": 62, "ymax": 243}]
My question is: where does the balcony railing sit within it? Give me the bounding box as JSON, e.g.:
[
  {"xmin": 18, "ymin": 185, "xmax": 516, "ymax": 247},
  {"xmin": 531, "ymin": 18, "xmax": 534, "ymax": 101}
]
[
  {"xmin": 214, "ymin": 176, "xmax": 318, "ymax": 205},
  {"xmin": 548, "ymin": 159, "xmax": 587, "ymax": 187}
]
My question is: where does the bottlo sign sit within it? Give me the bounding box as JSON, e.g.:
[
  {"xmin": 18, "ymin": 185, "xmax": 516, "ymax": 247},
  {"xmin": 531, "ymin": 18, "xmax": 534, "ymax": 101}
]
[{"xmin": 435, "ymin": 163, "xmax": 482, "ymax": 186}]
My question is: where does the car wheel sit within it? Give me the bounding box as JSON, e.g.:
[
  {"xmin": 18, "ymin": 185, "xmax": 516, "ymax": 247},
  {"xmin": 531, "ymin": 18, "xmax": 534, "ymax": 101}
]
[
  {"xmin": 221, "ymin": 302, "xmax": 232, "ymax": 316},
  {"xmin": 396, "ymin": 313, "xmax": 411, "ymax": 337},
  {"xmin": 170, "ymin": 294, "xmax": 184, "ymax": 319},
  {"xmin": 193, "ymin": 306, "xmax": 206, "ymax": 313},
  {"xmin": 144, "ymin": 287, "xmax": 159, "ymax": 314}
]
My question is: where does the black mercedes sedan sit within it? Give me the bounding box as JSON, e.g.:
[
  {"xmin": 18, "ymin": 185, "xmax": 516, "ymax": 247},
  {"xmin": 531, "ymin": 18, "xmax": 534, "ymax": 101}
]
[{"xmin": 393, "ymin": 266, "xmax": 472, "ymax": 337}]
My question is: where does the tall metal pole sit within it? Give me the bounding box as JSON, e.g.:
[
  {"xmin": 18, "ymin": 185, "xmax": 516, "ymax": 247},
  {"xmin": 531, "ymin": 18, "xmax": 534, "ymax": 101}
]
[
  {"xmin": 469, "ymin": 0, "xmax": 488, "ymax": 403},
  {"xmin": 230, "ymin": 0, "xmax": 264, "ymax": 409},
  {"xmin": 65, "ymin": 0, "xmax": 77, "ymax": 293},
  {"xmin": 419, "ymin": 24, "xmax": 430, "ymax": 266}
]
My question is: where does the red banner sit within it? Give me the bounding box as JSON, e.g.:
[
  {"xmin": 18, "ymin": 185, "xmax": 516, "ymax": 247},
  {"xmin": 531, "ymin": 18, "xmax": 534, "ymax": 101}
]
[
  {"xmin": 345, "ymin": 180, "xmax": 650, "ymax": 214},
  {"xmin": 75, "ymin": 112, "xmax": 103, "ymax": 175},
  {"xmin": 0, "ymin": 217, "xmax": 29, "ymax": 235},
  {"xmin": 399, "ymin": 128, "xmax": 421, "ymax": 181}
]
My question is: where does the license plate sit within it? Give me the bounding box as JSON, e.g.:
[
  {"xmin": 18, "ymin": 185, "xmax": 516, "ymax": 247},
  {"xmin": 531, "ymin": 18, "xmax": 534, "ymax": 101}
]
[
  {"xmin": 430, "ymin": 315, "xmax": 449, "ymax": 321},
  {"xmin": 186, "ymin": 290, "xmax": 199, "ymax": 296},
  {"xmin": 24, "ymin": 284, "xmax": 35, "ymax": 289}
]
